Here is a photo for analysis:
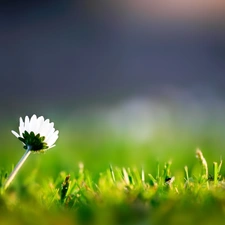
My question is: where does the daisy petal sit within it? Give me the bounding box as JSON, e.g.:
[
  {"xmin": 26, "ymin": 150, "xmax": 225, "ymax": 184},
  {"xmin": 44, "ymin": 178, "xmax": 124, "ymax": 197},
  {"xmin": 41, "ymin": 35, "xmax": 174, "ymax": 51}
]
[
  {"xmin": 45, "ymin": 127, "xmax": 56, "ymax": 143},
  {"xmin": 47, "ymin": 134, "xmax": 59, "ymax": 147},
  {"xmin": 47, "ymin": 144, "xmax": 55, "ymax": 150},
  {"xmin": 19, "ymin": 117, "xmax": 25, "ymax": 136},
  {"xmin": 24, "ymin": 116, "xmax": 30, "ymax": 132},
  {"xmin": 39, "ymin": 119, "xmax": 50, "ymax": 137},
  {"xmin": 35, "ymin": 116, "xmax": 44, "ymax": 134},
  {"xmin": 11, "ymin": 130, "xmax": 20, "ymax": 138},
  {"xmin": 29, "ymin": 115, "xmax": 37, "ymax": 133}
]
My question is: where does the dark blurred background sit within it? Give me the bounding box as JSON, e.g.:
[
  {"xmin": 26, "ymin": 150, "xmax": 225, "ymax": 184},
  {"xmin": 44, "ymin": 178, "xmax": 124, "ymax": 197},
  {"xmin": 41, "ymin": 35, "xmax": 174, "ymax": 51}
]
[{"xmin": 1, "ymin": 0, "xmax": 225, "ymax": 116}]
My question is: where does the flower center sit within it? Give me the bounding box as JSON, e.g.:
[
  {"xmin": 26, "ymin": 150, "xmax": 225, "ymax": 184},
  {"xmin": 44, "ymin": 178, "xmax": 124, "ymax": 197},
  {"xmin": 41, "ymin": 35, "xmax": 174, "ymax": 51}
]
[{"xmin": 18, "ymin": 131, "xmax": 48, "ymax": 151}]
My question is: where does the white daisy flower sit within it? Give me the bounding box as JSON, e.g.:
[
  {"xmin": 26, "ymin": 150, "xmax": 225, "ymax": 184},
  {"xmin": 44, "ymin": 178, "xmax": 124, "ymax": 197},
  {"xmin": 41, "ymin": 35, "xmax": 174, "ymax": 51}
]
[
  {"xmin": 11, "ymin": 114, "xmax": 59, "ymax": 151},
  {"xmin": 4, "ymin": 115, "xmax": 59, "ymax": 190}
]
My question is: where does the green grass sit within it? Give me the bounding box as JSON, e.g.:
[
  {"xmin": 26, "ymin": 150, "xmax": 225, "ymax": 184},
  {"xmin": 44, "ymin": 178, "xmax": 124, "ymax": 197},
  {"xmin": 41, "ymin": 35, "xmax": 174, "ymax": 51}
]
[
  {"xmin": 1, "ymin": 148, "xmax": 225, "ymax": 225},
  {"xmin": 2, "ymin": 111, "xmax": 225, "ymax": 225}
]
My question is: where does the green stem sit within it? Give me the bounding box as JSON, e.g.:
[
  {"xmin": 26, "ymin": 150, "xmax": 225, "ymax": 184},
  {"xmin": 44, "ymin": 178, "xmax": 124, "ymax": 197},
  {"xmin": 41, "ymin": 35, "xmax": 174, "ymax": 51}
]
[
  {"xmin": 213, "ymin": 162, "xmax": 218, "ymax": 185},
  {"xmin": 109, "ymin": 164, "xmax": 116, "ymax": 183},
  {"xmin": 184, "ymin": 166, "xmax": 189, "ymax": 181},
  {"xmin": 4, "ymin": 147, "xmax": 31, "ymax": 190}
]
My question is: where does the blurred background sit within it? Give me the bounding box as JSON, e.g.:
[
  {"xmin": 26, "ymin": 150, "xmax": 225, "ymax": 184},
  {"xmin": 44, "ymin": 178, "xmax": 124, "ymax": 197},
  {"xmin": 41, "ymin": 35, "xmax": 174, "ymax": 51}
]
[{"xmin": 1, "ymin": 0, "xmax": 225, "ymax": 173}]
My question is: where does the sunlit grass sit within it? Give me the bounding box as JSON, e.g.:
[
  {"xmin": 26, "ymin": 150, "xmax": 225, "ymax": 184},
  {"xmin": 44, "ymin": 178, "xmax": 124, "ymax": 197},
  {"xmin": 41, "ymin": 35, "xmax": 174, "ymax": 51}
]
[{"xmin": 1, "ymin": 147, "xmax": 225, "ymax": 225}]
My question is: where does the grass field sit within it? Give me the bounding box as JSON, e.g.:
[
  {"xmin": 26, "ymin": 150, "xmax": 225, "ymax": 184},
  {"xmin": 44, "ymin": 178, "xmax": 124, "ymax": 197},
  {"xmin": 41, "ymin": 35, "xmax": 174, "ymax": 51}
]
[{"xmin": 1, "ymin": 100, "xmax": 225, "ymax": 225}]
